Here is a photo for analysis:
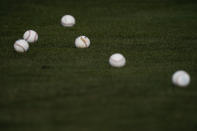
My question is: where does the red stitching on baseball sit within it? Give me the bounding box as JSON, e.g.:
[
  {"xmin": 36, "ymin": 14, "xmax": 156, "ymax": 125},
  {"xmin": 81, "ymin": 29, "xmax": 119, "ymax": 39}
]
[
  {"xmin": 26, "ymin": 30, "xmax": 31, "ymax": 41},
  {"xmin": 15, "ymin": 43, "xmax": 25, "ymax": 52},
  {"xmin": 80, "ymin": 37, "xmax": 88, "ymax": 47},
  {"xmin": 175, "ymin": 73, "xmax": 182, "ymax": 85},
  {"xmin": 110, "ymin": 58, "xmax": 121, "ymax": 63}
]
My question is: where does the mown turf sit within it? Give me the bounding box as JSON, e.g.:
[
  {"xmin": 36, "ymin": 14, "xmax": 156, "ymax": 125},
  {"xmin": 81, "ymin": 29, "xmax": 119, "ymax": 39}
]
[{"xmin": 0, "ymin": 0, "xmax": 197, "ymax": 130}]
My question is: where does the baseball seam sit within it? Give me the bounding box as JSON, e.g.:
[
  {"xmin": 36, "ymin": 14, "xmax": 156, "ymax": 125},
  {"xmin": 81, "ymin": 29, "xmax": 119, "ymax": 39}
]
[
  {"xmin": 15, "ymin": 43, "xmax": 25, "ymax": 52},
  {"xmin": 80, "ymin": 37, "xmax": 88, "ymax": 47},
  {"xmin": 175, "ymin": 73, "xmax": 183, "ymax": 86},
  {"xmin": 26, "ymin": 30, "xmax": 31, "ymax": 41},
  {"xmin": 110, "ymin": 58, "xmax": 123, "ymax": 64}
]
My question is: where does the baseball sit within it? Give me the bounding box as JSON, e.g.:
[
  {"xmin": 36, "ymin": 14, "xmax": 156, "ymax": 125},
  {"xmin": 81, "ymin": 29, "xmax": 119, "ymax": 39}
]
[
  {"xmin": 172, "ymin": 70, "xmax": 190, "ymax": 87},
  {"xmin": 14, "ymin": 39, "xmax": 29, "ymax": 53},
  {"xmin": 109, "ymin": 53, "xmax": 126, "ymax": 68},
  {"xmin": 23, "ymin": 30, "xmax": 38, "ymax": 43},
  {"xmin": 61, "ymin": 15, "xmax": 75, "ymax": 27},
  {"xmin": 75, "ymin": 36, "xmax": 90, "ymax": 48}
]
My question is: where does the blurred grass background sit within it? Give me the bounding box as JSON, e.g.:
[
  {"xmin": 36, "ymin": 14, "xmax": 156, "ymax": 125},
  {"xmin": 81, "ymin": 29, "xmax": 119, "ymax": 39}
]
[{"xmin": 0, "ymin": 0, "xmax": 197, "ymax": 130}]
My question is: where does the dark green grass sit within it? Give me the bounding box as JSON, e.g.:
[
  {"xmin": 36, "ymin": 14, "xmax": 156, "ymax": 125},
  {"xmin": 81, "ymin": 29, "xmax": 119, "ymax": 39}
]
[{"xmin": 0, "ymin": 0, "xmax": 197, "ymax": 130}]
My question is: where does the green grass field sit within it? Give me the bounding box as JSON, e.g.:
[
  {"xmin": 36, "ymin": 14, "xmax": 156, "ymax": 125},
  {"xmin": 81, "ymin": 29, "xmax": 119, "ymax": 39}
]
[{"xmin": 0, "ymin": 0, "xmax": 197, "ymax": 130}]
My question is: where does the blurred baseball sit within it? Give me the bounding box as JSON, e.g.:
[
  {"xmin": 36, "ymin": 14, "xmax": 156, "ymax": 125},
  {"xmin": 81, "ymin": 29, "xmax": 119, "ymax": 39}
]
[
  {"xmin": 75, "ymin": 36, "xmax": 90, "ymax": 48},
  {"xmin": 23, "ymin": 30, "xmax": 38, "ymax": 43},
  {"xmin": 61, "ymin": 15, "xmax": 75, "ymax": 27},
  {"xmin": 172, "ymin": 70, "xmax": 190, "ymax": 87},
  {"xmin": 14, "ymin": 39, "xmax": 29, "ymax": 53},
  {"xmin": 109, "ymin": 53, "xmax": 126, "ymax": 68}
]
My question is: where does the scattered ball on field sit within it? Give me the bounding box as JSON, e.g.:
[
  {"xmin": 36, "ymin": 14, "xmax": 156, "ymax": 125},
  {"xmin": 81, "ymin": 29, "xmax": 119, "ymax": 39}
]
[
  {"xmin": 109, "ymin": 53, "xmax": 126, "ymax": 68},
  {"xmin": 23, "ymin": 30, "xmax": 38, "ymax": 43},
  {"xmin": 75, "ymin": 36, "xmax": 90, "ymax": 48},
  {"xmin": 14, "ymin": 39, "xmax": 29, "ymax": 53},
  {"xmin": 61, "ymin": 15, "xmax": 75, "ymax": 27},
  {"xmin": 172, "ymin": 70, "xmax": 190, "ymax": 87}
]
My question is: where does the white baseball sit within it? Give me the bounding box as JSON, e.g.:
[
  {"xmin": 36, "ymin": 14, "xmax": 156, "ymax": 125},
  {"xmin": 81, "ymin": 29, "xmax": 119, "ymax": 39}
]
[
  {"xmin": 61, "ymin": 15, "xmax": 75, "ymax": 27},
  {"xmin": 109, "ymin": 53, "xmax": 126, "ymax": 68},
  {"xmin": 14, "ymin": 39, "xmax": 29, "ymax": 53},
  {"xmin": 23, "ymin": 30, "xmax": 38, "ymax": 43},
  {"xmin": 75, "ymin": 36, "xmax": 90, "ymax": 48},
  {"xmin": 172, "ymin": 70, "xmax": 190, "ymax": 87}
]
